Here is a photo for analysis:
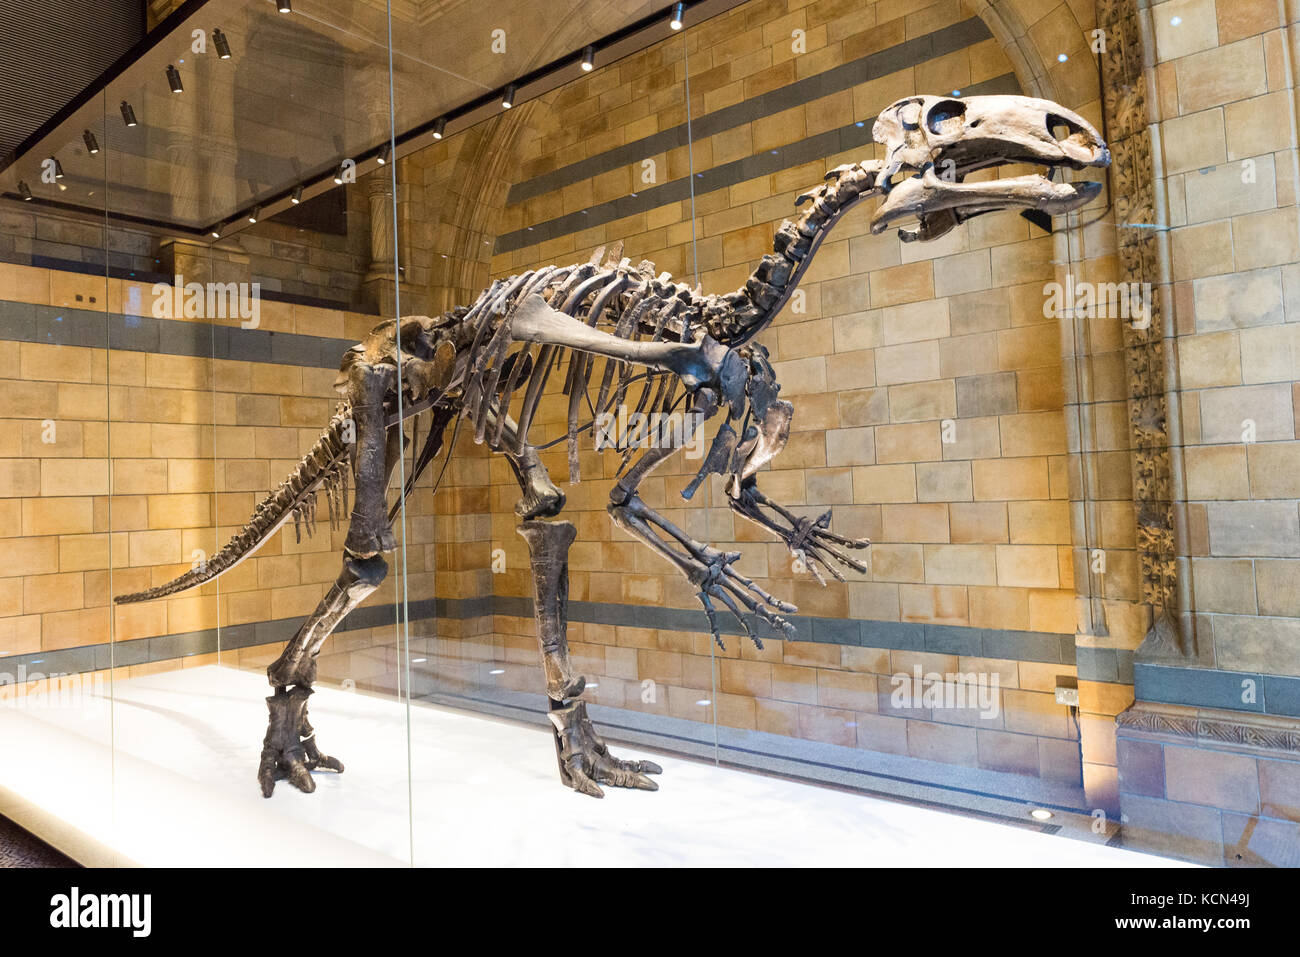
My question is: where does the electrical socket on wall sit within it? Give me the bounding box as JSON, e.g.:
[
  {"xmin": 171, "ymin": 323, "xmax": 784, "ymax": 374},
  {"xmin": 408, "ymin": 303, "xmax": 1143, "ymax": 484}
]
[{"xmin": 1055, "ymin": 675, "xmax": 1079, "ymax": 707}]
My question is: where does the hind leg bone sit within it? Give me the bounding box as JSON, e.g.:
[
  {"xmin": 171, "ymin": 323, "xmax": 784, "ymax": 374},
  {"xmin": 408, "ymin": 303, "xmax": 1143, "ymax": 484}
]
[{"xmin": 259, "ymin": 393, "xmax": 405, "ymax": 798}]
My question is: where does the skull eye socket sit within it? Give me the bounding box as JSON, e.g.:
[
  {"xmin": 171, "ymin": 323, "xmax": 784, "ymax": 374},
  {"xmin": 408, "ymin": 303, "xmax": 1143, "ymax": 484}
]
[
  {"xmin": 1047, "ymin": 112, "xmax": 1087, "ymax": 142},
  {"xmin": 925, "ymin": 99, "xmax": 967, "ymax": 136}
]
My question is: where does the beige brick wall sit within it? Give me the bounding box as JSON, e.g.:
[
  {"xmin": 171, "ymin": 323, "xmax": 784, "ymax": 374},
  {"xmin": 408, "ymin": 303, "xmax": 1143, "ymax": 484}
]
[
  {"xmin": 0, "ymin": 261, "xmax": 433, "ymax": 670},
  {"xmin": 1152, "ymin": 0, "xmax": 1300, "ymax": 676}
]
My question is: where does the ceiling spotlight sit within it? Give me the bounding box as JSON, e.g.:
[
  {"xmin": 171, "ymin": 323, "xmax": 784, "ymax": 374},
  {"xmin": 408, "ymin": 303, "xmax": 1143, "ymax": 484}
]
[
  {"xmin": 167, "ymin": 64, "xmax": 184, "ymax": 93},
  {"xmin": 290, "ymin": 185, "xmax": 302, "ymax": 204},
  {"xmin": 1030, "ymin": 808, "xmax": 1054, "ymax": 821},
  {"xmin": 214, "ymin": 29, "xmax": 232, "ymax": 59},
  {"xmin": 581, "ymin": 45, "xmax": 595, "ymax": 71},
  {"xmin": 211, "ymin": 224, "xmax": 222, "ymax": 238},
  {"xmin": 671, "ymin": 2, "xmax": 684, "ymax": 29},
  {"xmin": 83, "ymin": 130, "xmax": 99, "ymax": 154},
  {"xmin": 18, "ymin": 181, "xmax": 32, "ymax": 201},
  {"xmin": 501, "ymin": 83, "xmax": 516, "ymax": 109},
  {"xmin": 377, "ymin": 143, "xmax": 391, "ymax": 165},
  {"xmin": 278, "ymin": 0, "xmax": 292, "ymax": 12},
  {"xmin": 120, "ymin": 100, "xmax": 137, "ymax": 127},
  {"xmin": 333, "ymin": 163, "xmax": 346, "ymax": 185},
  {"xmin": 247, "ymin": 205, "xmax": 260, "ymax": 224},
  {"xmin": 432, "ymin": 117, "xmax": 446, "ymax": 139},
  {"xmin": 50, "ymin": 157, "xmax": 64, "ymax": 179}
]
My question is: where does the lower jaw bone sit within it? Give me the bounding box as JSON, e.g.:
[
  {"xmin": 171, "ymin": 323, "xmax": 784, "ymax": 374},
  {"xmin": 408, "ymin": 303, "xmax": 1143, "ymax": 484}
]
[{"xmin": 871, "ymin": 168, "xmax": 1098, "ymax": 236}]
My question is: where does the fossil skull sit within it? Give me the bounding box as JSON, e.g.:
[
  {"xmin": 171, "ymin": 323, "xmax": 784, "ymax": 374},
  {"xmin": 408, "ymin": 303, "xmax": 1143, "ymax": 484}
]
[{"xmin": 870, "ymin": 94, "xmax": 1110, "ymax": 242}]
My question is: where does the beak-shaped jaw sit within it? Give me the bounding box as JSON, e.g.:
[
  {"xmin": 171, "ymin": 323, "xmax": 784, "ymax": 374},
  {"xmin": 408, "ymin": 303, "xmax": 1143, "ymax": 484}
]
[{"xmin": 869, "ymin": 94, "xmax": 1110, "ymax": 242}]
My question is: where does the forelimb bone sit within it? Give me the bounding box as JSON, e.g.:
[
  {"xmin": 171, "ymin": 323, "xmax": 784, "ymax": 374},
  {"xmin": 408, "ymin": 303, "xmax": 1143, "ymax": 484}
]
[{"xmin": 730, "ymin": 478, "xmax": 870, "ymax": 585}]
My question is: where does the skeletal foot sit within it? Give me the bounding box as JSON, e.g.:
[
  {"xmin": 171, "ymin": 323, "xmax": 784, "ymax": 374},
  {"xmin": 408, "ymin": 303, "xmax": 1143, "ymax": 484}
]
[
  {"xmin": 258, "ymin": 686, "xmax": 344, "ymax": 798},
  {"xmin": 548, "ymin": 700, "xmax": 661, "ymax": 798}
]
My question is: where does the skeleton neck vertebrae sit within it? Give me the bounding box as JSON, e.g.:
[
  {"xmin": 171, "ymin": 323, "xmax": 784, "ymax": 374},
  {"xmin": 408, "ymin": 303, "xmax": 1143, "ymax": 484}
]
[
  {"xmin": 114, "ymin": 93, "xmax": 1109, "ymax": 800},
  {"xmin": 708, "ymin": 160, "xmax": 882, "ymax": 345}
]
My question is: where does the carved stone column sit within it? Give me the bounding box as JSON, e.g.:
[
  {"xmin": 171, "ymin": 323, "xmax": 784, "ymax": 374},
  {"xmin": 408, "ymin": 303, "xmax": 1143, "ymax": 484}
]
[
  {"xmin": 364, "ymin": 172, "xmax": 397, "ymax": 284},
  {"xmin": 1096, "ymin": 0, "xmax": 1189, "ymax": 660}
]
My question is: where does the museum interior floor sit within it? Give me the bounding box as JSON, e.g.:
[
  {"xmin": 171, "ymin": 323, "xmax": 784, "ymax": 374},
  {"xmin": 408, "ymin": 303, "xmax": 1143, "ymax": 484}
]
[
  {"xmin": 0, "ymin": 815, "xmax": 74, "ymax": 868},
  {"xmin": 0, "ymin": 666, "xmax": 1192, "ymax": 867}
]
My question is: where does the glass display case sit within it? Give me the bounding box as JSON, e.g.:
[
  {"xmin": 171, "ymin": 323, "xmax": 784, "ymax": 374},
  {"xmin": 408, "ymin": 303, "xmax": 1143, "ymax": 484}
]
[{"xmin": 1, "ymin": 0, "xmax": 1296, "ymax": 871}]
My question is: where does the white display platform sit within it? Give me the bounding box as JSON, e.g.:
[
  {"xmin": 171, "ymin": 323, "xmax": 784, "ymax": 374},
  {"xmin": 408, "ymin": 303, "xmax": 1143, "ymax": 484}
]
[{"xmin": 0, "ymin": 666, "xmax": 1189, "ymax": 867}]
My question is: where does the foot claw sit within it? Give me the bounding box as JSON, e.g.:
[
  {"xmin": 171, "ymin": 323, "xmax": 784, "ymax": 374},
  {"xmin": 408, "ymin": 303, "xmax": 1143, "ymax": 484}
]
[
  {"xmin": 258, "ymin": 686, "xmax": 344, "ymax": 798},
  {"xmin": 549, "ymin": 700, "xmax": 662, "ymax": 797}
]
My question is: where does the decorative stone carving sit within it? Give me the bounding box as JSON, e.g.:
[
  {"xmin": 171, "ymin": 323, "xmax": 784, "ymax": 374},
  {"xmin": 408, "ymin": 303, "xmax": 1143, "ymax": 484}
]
[
  {"xmin": 1118, "ymin": 701, "xmax": 1300, "ymax": 754},
  {"xmin": 1096, "ymin": 0, "xmax": 1184, "ymax": 656}
]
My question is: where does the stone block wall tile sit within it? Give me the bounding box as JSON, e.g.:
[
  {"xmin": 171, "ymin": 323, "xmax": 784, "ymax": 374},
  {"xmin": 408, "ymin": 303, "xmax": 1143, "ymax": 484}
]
[
  {"xmin": 1165, "ymin": 743, "xmax": 1260, "ymax": 812},
  {"xmin": 1117, "ymin": 735, "xmax": 1166, "ymax": 796}
]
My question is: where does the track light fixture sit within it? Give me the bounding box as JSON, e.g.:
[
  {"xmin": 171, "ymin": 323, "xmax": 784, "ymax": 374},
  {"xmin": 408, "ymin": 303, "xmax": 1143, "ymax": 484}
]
[
  {"xmin": 83, "ymin": 130, "xmax": 99, "ymax": 154},
  {"xmin": 120, "ymin": 100, "xmax": 137, "ymax": 127},
  {"xmin": 213, "ymin": 28, "xmax": 232, "ymax": 59},
  {"xmin": 211, "ymin": 224, "xmax": 222, "ymax": 238},
  {"xmin": 290, "ymin": 185, "xmax": 303, "ymax": 204},
  {"xmin": 278, "ymin": 0, "xmax": 291, "ymax": 12},
  {"xmin": 432, "ymin": 117, "xmax": 446, "ymax": 139},
  {"xmin": 333, "ymin": 163, "xmax": 346, "ymax": 185},
  {"xmin": 18, "ymin": 181, "xmax": 32, "ymax": 201},
  {"xmin": 50, "ymin": 158, "xmax": 64, "ymax": 179},
  {"xmin": 581, "ymin": 45, "xmax": 595, "ymax": 71},
  {"xmin": 671, "ymin": 2, "xmax": 684, "ymax": 29},
  {"xmin": 248, "ymin": 205, "xmax": 260, "ymax": 224},
  {"xmin": 377, "ymin": 143, "xmax": 391, "ymax": 166},
  {"xmin": 502, "ymin": 83, "xmax": 516, "ymax": 109},
  {"xmin": 167, "ymin": 64, "xmax": 184, "ymax": 93}
]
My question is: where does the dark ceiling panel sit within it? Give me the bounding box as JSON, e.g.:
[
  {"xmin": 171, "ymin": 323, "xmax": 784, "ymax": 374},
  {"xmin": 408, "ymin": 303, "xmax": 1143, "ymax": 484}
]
[{"xmin": 0, "ymin": 0, "xmax": 146, "ymax": 165}]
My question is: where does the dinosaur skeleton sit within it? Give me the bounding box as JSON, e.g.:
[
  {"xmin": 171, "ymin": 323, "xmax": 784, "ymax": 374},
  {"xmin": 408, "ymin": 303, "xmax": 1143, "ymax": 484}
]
[{"xmin": 115, "ymin": 95, "xmax": 1108, "ymax": 799}]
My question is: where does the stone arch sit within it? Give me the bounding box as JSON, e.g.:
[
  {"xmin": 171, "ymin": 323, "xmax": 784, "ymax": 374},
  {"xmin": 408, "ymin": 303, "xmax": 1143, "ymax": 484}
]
[{"xmin": 966, "ymin": 0, "xmax": 1101, "ymax": 112}]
